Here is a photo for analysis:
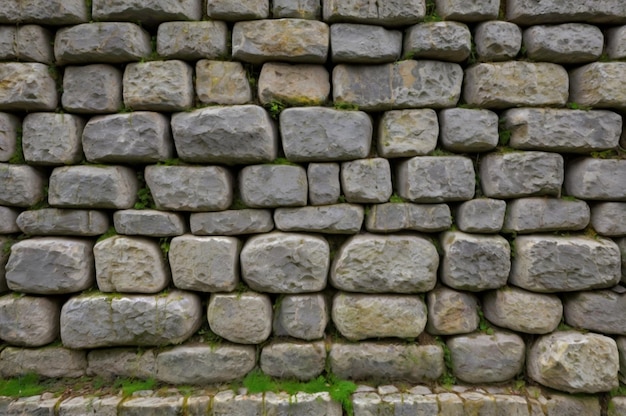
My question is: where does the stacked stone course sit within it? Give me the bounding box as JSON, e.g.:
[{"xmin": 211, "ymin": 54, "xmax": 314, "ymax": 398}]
[{"xmin": 1, "ymin": 0, "xmax": 626, "ymax": 414}]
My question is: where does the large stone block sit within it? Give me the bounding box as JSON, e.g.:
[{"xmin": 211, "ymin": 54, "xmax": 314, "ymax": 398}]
[
  {"xmin": 273, "ymin": 294, "xmax": 328, "ymax": 340},
  {"xmin": 510, "ymin": 236, "xmax": 621, "ymax": 292},
  {"xmin": 6, "ymin": 237, "xmax": 94, "ymax": 295},
  {"xmin": 157, "ymin": 21, "xmax": 227, "ymax": 60},
  {"xmin": 524, "ymin": 24, "xmax": 603, "ymax": 64},
  {"xmin": 261, "ymin": 341, "xmax": 326, "ymax": 380},
  {"xmin": 211, "ymin": 391, "xmax": 264, "ymax": 415},
  {"xmin": 570, "ymin": 63, "xmax": 626, "ymax": 109},
  {"xmin": 17, "ymin": 209, "xmax": 109, "ymax": 236},
  {"xmin": 145, "ymin": 165, "xmax": 232, "ymax": 212},
  {"xmin": 564, "ymin": 290, "xmax": 626, "ymax": 335},
  {"xmin": 365, "ymin": 202, "xmax": 451, "ymax": 233},
  {"xmin": 240, "ymin": 232, "xmax": 329, "ymax": 293},
  {"xmin": 436, "ymin": 0, "xmax": 499, "ymax": 21},
  {"xmin": 208, "ymin": 292, "xmax": 272, "ymax": 344},
  {"xmin": 0, "ymin": 164, "xmax": 47, "ymax": 207},
  {"xmin": 330, "ymin": 23, "xmax": 401, "ymax": 63},
  {"xmin": 239, "ymin": 165, "xmax": 307, "ymax": 208},
  {"xmin": 404, "ymin": 22, "xmax": 471, "ymax": 62},
  {"xmin": 307, "ymin": 163, "xmax": 340, "ymax": 205},
  {"xmin": 377, "ymin": 109, "xmax": 438, "ymax": 158},
  {"xmin": 12, "ymin": 25, "xmax": 54, "ymax": 64},
  {"xmin": 591, "ymin": 203, "xmax": 626, "ymax": 236},
  {"xmin": 114, "ymin": 210, "xmax": 186, "ymax": 237},
  {"xmin": 607, "ymin": 26, "xmax": 626, "ymax": 60},
  {"xmin": 463, "ymin": 62, "xmax": 568, "ymax": 108},
  {"xmin": 503, "ymin": 197, "xmax": 590, "ymax": 233},
  {"xmin": 49, "ymin": 165, "xmax": 138, "ymax": 209},
  {"xmin": 0, "ymin": 346, "xmax": 86, "ymax": 378},
  {"xmin": 61, "ymin": 290, "xmax": 202, "ymax": 348},
  {"xmin": 23, "ymin": 113, "xmax": 84, "ymax": 165},
  {"xmin": 0, "ymin": 294, "xmax": 60, "ymax": 347},
  {"xmin": 331, "ymin": 234, "xmax": 438, "ymax": 293},
  {"xmin": 258, "ymin": 63, "xmax": 330, "ymax": 106},
  {"xmin": 474, "ymin": 21, "xmax": 522, "ymax": 62},
  {"xmin": 92, "ymin": 0, "xmax": 201, "ymax": 25},
  {"xmin": 123, "ymin": 61, "xmax": 193, "ymax": 111},
  {"xmin": 322, "ymin": 0, "xmax": 425, "ymax": 26},
  {"xmin": 0, "ymin": 113, "xmax": 19, "ymax": 162},
  {"xmin": 426, "ymin": 287, "xmax": 479, "ymax": 335},
  {"xmin": 172, "ymin": 105, "xmax": 276, "ymax": 164},
  {"xmin": 455, "ymin": 198, "xmax": 506, "ymax": 234},
  {"xmin": 274, "ymin": 204, "xmax": 364, "ymax": 234},
  {"xmin": 62, "ymin": 64, "xmax": 122, "ymax": 114},
  {"xmin": 87, "ymin": 348, "xmax": 156, "ymax": 380},
  {"xmin": 59, "ymin": 396, "xmax": 121, "ymax": 416},
  {"xmin": 333, "ymin": 60, "xmax": 463, "ymax": 110},
  {"xmin": 439, "ymin": 108, "xmax": 498, "ymax": 152},
  {"xmin": 0, "ymin": 0, "xmax": 88, "ymax": 25},
  {"xmin": 507, "ymin": 0, "xmax": 626, "ymax": 24},
  {"xmin": 273, "ymin": 0, "xmax": 320, "ymax": 19},
  {"xmin": 0, "ymin": 63, "xmax": 57, "ymax": 111},
  {"xmin": 207, "ymin": 0, "xmax": 269, "ymax": 20},
  {"xmin": 195, "ymin": 60, "xmax": 252, "ymax": 106},
  {"xmin": 341, "ymin": 158, "xmax": 392, "ymax": 203},
  {"xmin": 566, "ymin": 159, "xmax": 626, "ymax": 201},
  {"xmin": 190, "ymin": 210, "xmax": 274, "ymax": 236}
]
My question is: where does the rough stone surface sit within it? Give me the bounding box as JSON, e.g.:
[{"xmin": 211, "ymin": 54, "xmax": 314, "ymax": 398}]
[
  {"xmin": 267, "ymin": 392, "xmax": 342, "ymax": 415},
  {"xmin": 0, "ymin": 347, "xmax": 86, "ymax": 378},
  {"xmin": 59, "ymin": 396, "xmax": 120, "ymax": 416},
  {"xmin": 0, "ymin": 63, "xmax": 58, "ymax": 111},
  {"xmin": 22, "ymin": 113, "xmax": 84, "ymax": 165},
  {"xmin": 523, "ymin": 24, "xmax": 603, "ymax": 64},
  {"xmin": 307, "ymin": 163, "xmax": 340, "ymax": 205},
  {"xmin": 331, "ymin": 234, "xmax": 438, "ymax": 293},
  {"xmin": 377, "ymin": 109, "xmax": 438, "ymax": 158},
  {"xmin": 440, "ymin": 231, "xmax": 510, "ymax": 291},
  {"xmin": 565, "ymin": 159, "xmax": 626, "ymax": 201},
  {"xmin": 564, "ymin": 290, "xmax": 626, "ymax": 335},
  {"xmin": 119, "ymin": 396, "xmax": 184, "ymax": 416},
  {"xmin": 94, "ymin": 236, "xmax": 170, "ymax": 294},
  {"xmin": 258, "ymin": 63, "xmax": 330, "ymax": 106},
  {"xmin": 610, "ymin": 397, "xmax": 626, "ymax": 416},
  {"xmin": 439, "ymin": 108, "xmax": 499, "ymax": 152},
  {"xmin": 591, "ymin": 203, "xmax": 626, "ymax": 236},
  {"xmin": 273, "ymin": 294, "xmax": 328, "ymax": 340},
  {"xmin": 6, "ymin": 237, "xmax": 94, "ymax": 295},
  {"xmin": 273, "ymin": 0, "xmax": 320, "ymax": 19},
  {"xmin": 543, "ymin": 394, "xmax": 601, "ymax": 416},
  {"xmin": 607, "ymin": 26, "xmax": 626, "ymax": 59},
  {"xmin": 61, "ymin": 290, "xmax": 202, "ymax": 348},
  {"xmin": 211, "ymin": 391, "xmax": 263, "ymax": 415},
  {"xmin": 207, "ymin": 0, "xmax": 269, "ymax": 20},
  {"xmin": 0, "ymin": 295, "xmax": 60, "ymax": 347},
  {"xmin": 208, "ymin": 292, "xmax": 272, "ymax": 344},
  {"xmin": 474, "ymin": 21, "xmax": 522, "ymax": 62},
  {"xmin": 437, "ymin": 0, "xmax": 499, "ymax": 21},
  {"xmin": 332, "ymin": 293, "xmax": 427, "ymax": 340},
  {"xmin": 12, "ymin": 25, "xmax": 54, "ymax": 64},
  {"xmin": 260, "ymin": 341, "xmax": 326, "ymax": 380},
  {"xmin": 504, "ymin": 197, "xmax": 590, "ymax": 233},
  {"xmin": 341, "ymin": 158, "xmax": 392, "ymax": 203},
  {"xmin": 190, "ymin": 210, "xmax": 274, "ymax": 236},
  {"xmin": 404, "ymin": 22, "xmax": 471, "ymax": 62},
  {"xmin": 114, "ymin": 210, "xmax": 186, "ymax": 237},
  {"xmin": 274, "ymin": 204, "xmax": 364, "ymax": 234},
  {"xmin": 619, "ymin": 337, "xmax": 626, "ymax": 384},
  {"xmin": 463, "ymin": 62, "xmax": 569, "ymax": 108},
  {"xmin": 322, "ymin": 0, "xmax": 425, "ymax": 26},
  {"xmin": 87, "ymin": 348, "xmax": 156, "ymax": 380},
  {"xmin": 240, "ymin": 165, "xmax": 308, "ymax": 208},
  {"xmin": 510, "ymin": 236, "xmax": 621, "ymax": 292},
  {"xmin": 195, "ymin": 60, "xmax": 252, "ymax": 105},
  {"xmin": 62, "ymin": 64, "xmax": 122, "ymax": 114},
  {"xmin": 157, "ymin": 21, "xmax": 228, "ymax": 60},
  {"xmin": 92, "ymin": 0, "xmax": 201, "ymax": 25},
  {"xmin": 528, "ymin": 331, "xmax": 619, "ymax": 393},
  {"xmin": 241, "ymin": 232, "xmax": 329, "ymax": 293},
  {"xmin": 483, "ymin": 286, "xmax": 563, "ymax": 334},
  {"xmin": 0, "ymin": 208, "xmax": 20, "ymax": 234},
  {"xmin": 456, "ymin": 198, "xmax": 506, "ymax": 233},
  {"xmin": 0, "ymin": 0, "xmax": 88, "ymax": 25},
  {"xmin": 17, "ymin": 209, "xmax": 109, "ymax": 236},
  {"xmin": 569, "ymin": 63, "xmax": 626, "ymax": 109},
  {"xmin": 426, "ymin": 287, "xmax": 479, "ymax": 336},
  {"xmin": 331, "ymin": 23, "xmax": 401, "ymax": 63},
  {"xmin": 145, "ymin": 165, "xmax": 233, "ymax": 212},
  {"xmin": 0, "ymin": 113, "xmax": 19, "ymax": 162},
  {"xmin": 506, "ymin": 0, "xmax": 626, "ymax": 24},
  {"xmin": 365, "ymin": 202, "xmax": 451, "ymax": 233},
  {"xmin": 0, "ymin": 164, "xmax": 46, "ymax": 207}
]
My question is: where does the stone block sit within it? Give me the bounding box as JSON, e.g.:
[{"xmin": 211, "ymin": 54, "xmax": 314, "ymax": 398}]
[
  {"xmin": 591, "ymin": 203, "xmax": 626, "ymax": 236},
  {"xmin": 0, "ymin": 113, "xmax": 19, "ymax": 162},
  {"xmin": 83, "ymin": 112, "xmax": 172, "ymax": 163},
  {"xmin": 510, "ymin": 235, "xmax": 621, "ymax": 292},
  {"xmin": 322, "ymin": 0, "xmax": 425, "ymax": 26},
  {"xmin": 274, "ymin": 204, "xmax": 364, "ymax": 234},
  {"xmin": 94, "ymin": 236, "xmax": 170, "ymax": 294},
  {"xmin": 54, "ymin": 23, "xmax": 151, "ymax": 64},
  {"xmin": 156, "ymin": 344, "xmax": 255, "ymax": 384},
  {"xmin": 22, "ymin": 113, "xmax": 84, "ymax": 165},
  {"xmin": 377, "ymin": 109, "xmax": 438, "ymax": 158},
  {"xmin": 0, "ymin": 294, "xmax": 60, "ymax": 346},
  {"xmin": 609, "ymin": 397, "xmax": 626, "ymax": 416},
  {"xmin": 261, "ymin": 341, "xmax": 326, "ymax": 380},
  {"xmin": 265, "ymin": 392, "xmax": 342, "ymax": 416},
  {"xmin": 241, "ymin": 232, "xmax": 329, "ymax": 293},
  {"xmin": 92, "ymin": 0, "xmax": 201, "ymax": 25},
  {"xmin": 239, "ymin": 164, "xmax": 308, "ymax": 208},
  {"xmin": 273, "ymin": 294, "xmax": 328, "ymax": 340},
  {"xmin": 87, "ymin": 348, "xmax": 156, "ymax": 380},
  {"xmin": 440, "ymin": 231, "xmax": 510, "ymax": 291},
  {"xmin": 49, "ymin": 165, "xmax": 138, "ymax": 209},
  {"xmin": 456, "ymin": 198, "xmax": 506, "ymax": 233},
  {"xmin": 341, "ymin": 158, "xmax": 392, "ymax": 203},
  {"xmin": 169, "ymin": 235, "xmax": 239, "ymax": 292},
  {"xmin": 493, "ymin": 395, "xmax": 530, "ymax": 416},
  {"xmin": 0, "ymin": 63, "xmax": 57, "ymax": 111},
  {"xmin": 331, "ymin": 234, "xmax": 438, "ymax": 293},
  {"xmin": 208, "ymin": 292, "xmax": 272, "ymax": 344},
  {"xmin": 157, "ymin": 21, "xmax": 227, "ymax": 60},
  {"xmin": 145, "ymin": 165, "xmax": 232, "ymax": 212},
  {"xmin": 195, "ymin": 60, "xmax": 252, "ymax": 105},
  {"xmin": 211, "ymin": 391, "xmax": 264, "ymax": 415},
  {"xmin": 331, "ymin": 23, "xmax": 401, "ymax": 63},
  {"xmin": 123, "ymin": 60, "xmax": 193, "ymax": 111},
  {"xmin": 307, "ymin": 163, "xmax": 340, "ymax": 205},
  {"xmin": 404, "ymin": 22, "xmax": 471, "ymax": 62},
  {"xmin": 59, "ymin": 396, "xmax": 120, "ymax": 416},
  {"xmin": 528, "ymin": 331, "xmax": 619, "ymax": 393},
  {"xmin": 395, "ymin": 156, "xmax": 475, "ymax": 202},
  {"xmin": 62, "ymin": 64, "xmax": 122, "ymax": 114},
  {"xmin": 280, "ymin": 107, "xmax": 371, "ymax": 162},
  {"xmin": 207, "ymin": 0, "xmax": 268, "ymax": 20},
  {"xmin": 114, "ymin": 210, "xmax": 185, "ymax": 237},
  {"xmin": 524, "ymin": 24, "xmax": 603, "ymax": 64},
  {"xmin": 0, "ymin": 164, "xmax": 46, "ymax": 207},
  {"xmin": 464, "ymin": 62, "xmax": 568, "ymax": 108},
  {"xmin": 570, "ymin": 62, "xmax": 626, "ymax": 109},
  {"xmin": 258, "ymin": 63, "xmax": 330, "ymax": 106},
  {"xmin": 543, "ymin": 395, "xmax": 602, "ymax": 416},
  {"xmin": 483, "ymin": 286, "xmax": 563, "ymax": 334},
  {"xmin": 14, "ymin": 25, "xmax": 54, "ymax": 63},
  {"xmin": 459, "ymin": 393, "xmax": 496, "ymax": 415},
  {"xmin": 564, "ymin": 290, "xmax": 626, "ymax": 335},
  {"xmin": 273, "ymin": 0, "xmax": 320, "ymax": 19},
  {"xmin": 436, "ymin": 393, "xmax": 464, "ymax": 416},
  {"xmin": 607, "ymin": 26, "xmax": 626, "ymax": 59},
  {"xmin": 0, "ymin": 207, "xmax": 20, "ymax": 234},
  {"xmin": 190, "ymin": 210, "xmax": 274, "ymax": 236},
  {"xmin": 61, "ymin": 290, "xmax": 202, "ymax": 348},
  {"xmin": 506, "ymin": 0, "xmax": 626, "ymax": 24},
  {"xmin": 365, "ymin": 202, "xmax": 451, "ymax": 233},
  {"xmin": 474, "ymin": 21, "xmax": 522, "ymax": 62},
  {"xmin": 379, "ymin": 393, "xmax": 439, "ymax": 415},
  {"xmin": 6, "ymin": 237, "xmax": 94, "ymax": 295},
  {"xmin": 566, "ymin": 159, "xmax": 626, "ymax": 201},
  {"xmin": 504, "ymin": 197, "xmax": 590, "ymax": 233},
  {"xmin": 436, "ymin": 0, "xmax": 499, "ymax": 21},
  {"xmin": 479, "ymin": 152, "xmax": 564, "ymax": 198},
  {"xmin": 172, "ymin": 105, "xmax": 276, "ymax": 164},
  {"xmin": 7, "ymin": 396, "xmax": 60, "ymax": 415},
  {"xmin": 17, "ymin": 209, "xmax": 109, "ymax": 236},
  {"xmin": 0, "ymin": 346, "xmax": 86, "ymax": 378},
  {"xmin": 333, "ymin": 60, "xmax": 463, "ymax": 110},
  {"xmin": 439, "ymin": 108, "xmax": 498, "ymax": 152},
  {"xmin": 426, "ymin": 287, "xmax": 479, "ymax": 336},
  {"xmin": 0, "ymin": 0, "xmax": 88, "ymax": 25},
  {"xmin": 119, "ymin": 396, "xmax": 184, "ymax": 416},
  {"xmin": 330, "ymin": 342, "xmax": 443, "ymax": 383},
  {"xmin": 0, "ymin": 27, "xmax": 14, "ymax": 60}
]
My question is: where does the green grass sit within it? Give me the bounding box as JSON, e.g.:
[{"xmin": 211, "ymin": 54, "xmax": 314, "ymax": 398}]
[
  {"xmin": 96, "ymin": 226, "xmax": 117, "ymax": 242},
  {"xmin": 333, "ymin": 102, "xmax": 359, "ymax": 111},
  {"xmin": 8, "ymin": 130, "xmax": 24, "ymax": 164},
  {"xmin": 389, "ymin": 193, "xmax": 405, "ymax": 203},
  {"xmin": 113, "ymin": 377, "xmax": 156, "ymax": 397},
  {"xmin": 0, "ymin": 373, "xmax": 50, "ymax": 397}
]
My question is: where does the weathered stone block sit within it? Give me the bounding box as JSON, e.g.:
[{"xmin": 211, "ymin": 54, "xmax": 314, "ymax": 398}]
[
  {"xmin": 510, "ymin": 235, "xmax": 621, "ymax": 292},
  {"xmin": 208, "ymin": 292, "xmax": 272, "ymax": 344},
  {"xmin": 609, "ymin": 397, "xmax": 626, "ymax": 416},
  {"xmin": 426, "ymin": 287, "xmax": 479, "ymax": 336},
  {"xmin": 607, "ymin": 26, "xmax": 626, "ymax": 59},
  {"xmin": 157, "ymin": 21, "xmax": 227, "ymax": 60},
  {"xmin": 377, "ymin": 393, "xmax": 439, "ymax": 415},
  {"xmin": 377, "ymin": 109, "xmax": 438, "ymax": 158},
  {"xmin": 13, "ymin": 25, "xmax": 54, "ymax": 64},
  {"xmin": 524, "ymin": 24, "xmax": 603, "ymax": 64},
  {"xmin": 322, "ymin": 0, "xmax": 425, "ymax": 26},
  {"xmin": 241, "ymin": 232, "xmax": 329, "ymax": 293},
  {"xmin": 207, "ymin": 0, "xmax": 268, "ymax": 20},
  {"xmin": 0, "ymin": 295, "xmax": 59, "ymax": 347},
  {"xmin": 341, "ymin": 158, "xmax": 392, "ymax": 203},
  {"xmin": 404, "ymin": 22, "xmax": 471, "ymax": 62},
  {"xmin": 333, "ymin": 60, "xmax": 463, "ymax": 110},
  {"xmin": 542, "ymin": 395, "xmax": 602, "ymax": 416},
  {"xmin": 172, "ymin": 105, "xmax": 276, "ymax": 164},
  {"xmin": 0, "ymin": 164, "xmax": 46, "ymax": 207},
  {"xmin": 0, "ymin": 346, "xmax": 86, "ymax": 378},
  {"xmin": 190, "ymin": 210, "xmax": 274, "ymax": 236},
  {"xmin": 504, "ymin": 197, "xmax": 590, "ymax": 233},
  {"xmin": 474, "ymin": 21, "xmax": 522, "ymax": 62},
  {"xmin": 258, "ymin": 63, "xmax": 330, "ymax": 106},
  {"xmin": 92, "ymin": 0, "xmax": 201, "ymax": 25},
  {"xmin": 441, "ymin": 231, "xmax": 510, "ymax": 291},
  {"xmin": 22, "ymin": 113, "xmax": 84, "ymax": 165},
  {"xmin": 119, "ymin": 396, "xmax": 184, "ymax": 416},
  {"xmin": 331, "ymin": 234, "xmax": 438, "ymax": 293},
  {"xmin": 62, "ymin": 64, "xmax": 122, "ymax": 114},
  {"xmin": 436, "ymin": 0, "xmax": 499, "ymax": 21},
  {"xmin": 169, "ymin": 235, "xmax": 239, "ymax": 292},
  {"xmin": 87, "ymin": 348, "xmax": 156, "ymax": 380},
  {"xmin": 261, "ymin": 341, "xmax": 326, "ymax": 380},
  {"xmin": 211, "ymin": 391, "xmax": 263, "ymax": 415},
  {"xmin": 195, "ymin": 60, "xmax": 252, "ymax": 105},
  {"xmin": 464, "ymin": 62, "xmax": 568, "ymax": 108},
  {"xmin": 54, "ymin": 23, "xmax": 151, "ymax": 64},
  {"xmin": 564, "ymin": 290, "xmax": 626, "ymax": 335},
  {"xmin": 331, "ymin": 23, "xmax": 401, "ymax": 63},
  {"xmin": 59, "ymin": 396, "xmax": 121, "ymax": 416},
  {"xmin": 570, "ymin": 62, "xmax": 626, "ymax": 109},
  {"xmin": 507, "ymin": 0, "xmax": 626, "ymax": 24},
  {"xmin": 456, "ymin": 198, "xmax": 506, "ymax": 234},
  {"xmin": 528, "ymin": 331, "xmax": 619, "ymax": 393},
  {"xmin": 0, "ymin": 208, "xmax": 19, "ymax": 234},
  {"xmin": 0, "ymin": 0, "xmax": 88, "ymax": 25},
  {"xmin": 266, "ymin": 392, "xmax": 342, "ymax": 416},
  {"xmin": 49, "ymin": 165, "xmax": 138, "ymax": 209},
  {"xmin": 273, "ymin": 0, "xmax": 320, "ymax": 18},
  {"xmin": 273, "ymin": 294, "xmax": 328, "ymax": 340},
  {"xmin": 61, "ymin": 290, "xmax": 202, "ymax": 348},
  {"xmin": 439, "ymin": 108, "xmax": 498, "ymax": 152},
  {"xmin": 17, "ymin": 209, "xmax": 109, "ymax": 236},
  {"xmin": 307, "ymin": 163, "xmax": 340, "ymax": 205},
  {"xmin": 591, "ymin": 203, "xmax": 626, "ymax": 236},
  {"xmin": 239, "ymin": 165, "xmax": 307, "ymax": 208},
  {"xmin": 0, "ymin": 27, "xmax": 14, "ymax": 60},
  {"xmin": 0, "ymin": 113, "xmax": 19, "ymax": 162},
  {"xmin": 114, "ymin": 210, "xmax": 185, "ymax": 237},
  {"xmin": 365, "ymin": 202, "xmax": 451, "ymax": 233},
  {"xmin": 0, "ymin": 63, "xmax": 57, "ymax": 111},
  {"xmin": 566, "ymin": 159, "xmax": 626, "ymax": 201},
  {"xmin": 274, "ymin": 204, "xmax": 364, "ymax": 234},
  {"xmin": 123, "ymin": 60, "xmax": 193, "ymax": 111},
  {"xmin": 395, "ymin": 156, "xmax": 475, "ymax": 202},
  {"xmin": 145, "ymin": 165, "xmax": 232, "ymax": 212},
  {"xmin": 5, "ymin": 396, "xmax": 59, "ymax": 415}
]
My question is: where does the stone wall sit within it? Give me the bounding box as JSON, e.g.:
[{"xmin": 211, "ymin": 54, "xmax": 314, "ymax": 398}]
[{"xmin": 1, "ymin": 0, "xmax": 626, "ymax": 412}]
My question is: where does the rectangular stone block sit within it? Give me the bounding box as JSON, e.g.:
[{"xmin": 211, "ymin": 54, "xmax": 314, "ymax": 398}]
[
  {"xmin": 569, "ymin": 62, "xmax": 626, "ymax": 109},
  {"xmin": 0, "ymin": 0, "xmax": 89, "ymax": 25},
  {"xmin": 239, "ymin": 165, "xmax": 308, "ymax": 208},
  {"xmin": 523, "ymin": 24, "xmax": 603, "ymax": 64},
  {"xmin": 207, "ymin": 0, "xmax": 269, "ymax": 20},
  {"xmin": 323, "ymin": 0, "xmax": 425, "ymax": 26},
  {"xmin": 507, "ymin": 0, "xmax": 626, "ymax": 24},
  {"xmin": 504, "ymin": 197, "xmax": 590, "ymax": 233},
  {"xmin": 14, "ymin": 25, "xmax": 54, "ymax": 64},
  {"xmin": 17, "ymin": 209, "xmax": 109, "ymax": 236},
  {"xmin": 565, "ymin": 159, "xmax": 626, "ymax": 201},
  {"xmin": 0, "ymin": 63, "xmax": 58, "ymax": 111},
  {"xmin": 591, "ymin": 203, "xmax": 626, "ymax": 236},
  {"xmin": 208, "ymin": 292, "xmax": 272, "ymax": 344},
  {"xmin": 439, "ymin": 108, "xmax": 498, "ymax": 152},
  {"xmin": 0, "ymin": 346, "xmax": 86, "ymax": 378},
  {"xmin": 273, "ymin": 0, "xmax": 320, "ymax": 19},
  {"xmin": 22, "ymin": 112, "xmax": 85, "ymax": 165},
  {"xmin": 123, "ymin": 60, "xmax": 193, "ymax": 111},
  {"xmin": 273, "ymin": 294, "xmax": 328, "ymax": 340},
  {"xmin": 62, "ymin": 64, "xmax": 123, "ymax": 114},
  {"xmin": 0, "ymin": 207, "xmax": 20, "ymax": 234},
  {"xmin": 92, "ymin": 0, "xmax": 201, "ymax": 25},
  {"xmin": 0, "ymin": 294, "xmax": 60, "ymax": 347},
  {"xmin": 114, "ymin": 210, "xmax": 186, "ymax": 237},
  {"xmin": 157, "ymin": 21, "xmax": 228, "ymax": 60},
  {"xmin": 474, "ymin": 21, "xmax": 522, "ymax": 62},
  {"xmin": 195, "ymin": 60, "xmax": 252, "ymax": 105},
  {"xmin": 258, "ymin": 62, "xmax": 330, "ymax": 106},
  {"xmin": 436, "ymin": 0, "xmax": 499, "ymax": 22},
  {"xmin": 0, "ymin": 27, "xmax": 15, "ymax": 60},
  {"xmin": 331, "ymin": 23, "xmax": 402, "ymax": 64},
  {"xmin": 404, "ymin": 21, "xmax": 471, "ymax": 62},
  {"xmin": 365, "ymin": 202, "xmax": 451, "ymax": 233},
  {"xmin": 455, "ymin": 198, "xmax": 506, "ymax": 233},
  {"xmin": 0, "ymin": 164, "xmax": 47, "ymax": 207},
  {"xmin": 607, "ymin": 26, "xmax": 626, "ymax": 60},
  {"xmin": 87, "ymin": 349, "xmax": 156, "ymax": 380},
  {"xmin": 190, "ymin": 209, "xmax": 274, "ymax": 236},
  {"xmin": 341, "ymin": 158, "xmax": 391, "ymax": 203},
  {"xmin": 378, "ymin": 109, "xmax": 438, "ymax": 158},
  {"xmin": 0, "ymin": 113, "xmax": 19, "ymax": 162},
  {"xmin": 307, "ymin": 162, "xmax": 340, "ymax": 205},
  {"xmin": 59, "ymin": 396, "xmax": 121, "ymax": 416},
  {"xmin": 119, "ymin": 396, "xmax": 184, "ymax": 416},
  {"xmin": 274, "ymin": 204, "xmax": 364, "ymax": 234}
]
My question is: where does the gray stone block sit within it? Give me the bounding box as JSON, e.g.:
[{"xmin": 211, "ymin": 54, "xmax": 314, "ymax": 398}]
[
  {"xmin": 341, "ymin": 158, "xmax": 392, "ymax": 203},
  {"xmin": 439, "ymin": 108, "xmax": 498, "ymax": 152},
  {"xmin": 0, "ymin": 207, "xmax": 20, "ymax": 234},
  {"xmin": 426, "ymin": 287, "xmax": 479, "ymax": 335},
  {"xmin": 265, "ymin": 392, "xmax": 342, "ymax": 416},
  {"xmin": 474, "ymin": 21, "xmax": 522, "ymax": 62},
  {"xmin": 273, "ymin": 0, "xmax": 320, "ymax": 19},
  {"xmin": 510, "ymin": 235, "xmax": 621, "ymax": 292},
  {"xmin": 241, "ymin": 232, "xmax": 329, "ymax": 293},
  {"xmin": 5, "ymin": 395, "xmax": 60, "ymax": 415},
  {"xmin": 87, "ymin": 348, "xmax": 156, "ymax": 380},
  {"xmin": 83, "ymin": 112, "xmax": 173, "ymax": 163},
  {"xmin": 169, "ymin": 235, "xmax": 239, "ymax": 292},
  {"xmin": 54, "ymin": 23, "xmax": 151, "ymax": 64},
  {"xmin": 479, "ymin": 151, "xmax": 563, "ymax": 198},
  {"xmin": 456, "ymin": 198, "xmax": 506, "ymax": 233},
  {"xmin": 208, "ymin": 292, "xmax": 272, "ymax": 344},
  {"xmin": 92, "ymin": 0, "xmax": 201, "ymax": 25},
  {"xmin": 365, "ymin": 202, "xmax": 451, "ymax": 233},
  {"xmin": 504, "ymin": 197, "xmax": 590, "ymax": 233},
  {"xmin": 330, "ymin": 23, "xmax": 401, "ymax": 63},
  {"xmin": 172, "ymin": 105, "xmax": 276, "ymax": 164},
  {"xmin": 436, "ymin": 0, "xmax": 499, "ymax": 21},
  {"xmin": 464, "ymin": 62, "xmax": 568, "ymax": 108},
  {"xmin": 114, "ymin": 210, "xmax": 185, "ymax": 237},
  {"xmin": 274, "ymin": 204, "xmax": 364, "ymax": 234},
  {"xmin": 333, "ymin": 60, "xmax": 463, "ymax": 110},
  {"xmin": 258, "ymin": 63, "xmax": 330, "ymax": 106},
  {"xmin": 281, "ymin": 107, "xmax": 371, "ymax": 162},
  {"xmin": 59, "ymin": 396, "xmax": 121, "ymax": 416},
  {"xmin": 157, "ymin": 21, "xmax": 227, "ymax": 60},
  {"xmin": 377, "ymin": 393, "xmax": 439, "ymax": 415},
  {"xmin": 404, "ymin": 22, "xmax": 471, "ymax": 62},
  {"xmin": 591, "ymin": 203, "xmax": 626, "ymax": 236},
  {"xmin": 14, "ymin": 25, "xmax": 54, "ymax": 64},
  {"xmin": 17, "ymin": 209, "xmax": 109, "ymax": 236},
  {"xmin": 239, "ymin": 164, "xmax": 307, "ymax": 208},
  {"xmin": 528, "ymin": 331, "xmax": 619, "ymax": 393},
  {"xmin": 49, "ymin": 165, "xmax": 138, "ymax": 209},
  {"xmin": 609, "ymin": 397, "xmax": 626, "ymax": 416},
  {"xmin": 211, "ymin": 391, "xmax": 264, "ymax": 415},
  {"xmin": 0, "ymin": 164, "xmax": 46, "ymax": 207},
  {"xmin": 61, "ymin": 290, "xmax": 202, "ymax": 348},
  {"xmin": 62, "ymin": 64, "xmax": 123, "ymax": 114},
  {"xmin": 564, "ymin": 290, "xmax": 626, "ymax": 335},
  {"xmin": 0, "ymin": 113, "xmax": 19, "ymax": 162},
  {"xmin": 0, "ymin": 0, "xmax": 88, "ymax": 25},
  {"xmin": 569, "ymin": 62, "xmax": 626, "ymax": 109},
  {"xmin": 378, "ymin": 109, "xmax": 438, "ymax": 158},
  {"xmin": 331, "ymin": 234, "xmax": 438, "ymax": 293},
  {"xmin": 395, "ymin": 156, "xmax": 475, "ymax": 202},
  {"xmin": 195, "ymin": 60, "xmax": 252, "ymax": 105},
  {"xmin": 440, "ymin": 231, "xmax": 510, "ymax": 292},
  {"xmin": 543, "ymin": 394, "xmax": 601, "ymax": 416},
  {"xmin": 261, "ymin": 341, "xmax": 326, "ymax": 380},
  {"xmin": 322, "ymin": 0, "xmax": 425, "ymax": 26},
  {"xmin": 0, "ymin": 27, "xmax": 14, "ymax": 60},
  {"xmin": 459, "ymin": 393, "xmax": 496, "ymax": 415},
  {"xmin": 507, "ymin": 0, "xmax": 626, "ymax": 24},
  {"xmin": 0, "ymin": 63, "xmax": 58, "ymax": 111},
  {"xmin": 22, "ymin": 113, "xmax": 85, "ymax": 165},
  {"xmin": 0, "ymin": 294, "xmax": 60, "ymax": 346},
  {"xmin": 607, "ymin": 26, "xmax": 626, "ymax": 59},
  {"xmin": 307, "ymin": 163, "xmax": 340, "ymax": 205},
  {"xmin": 523, "ymin": 24, "xmax": 603, "ymax": 64},
  {"xmin": 207, "ymin": 0, "xmax": 268, "ymax": 20},
  {"xmin": 273, "ymin": 294, "xmax": 328, "ymax": 340},
  {"xmin": 0, "ymin": 346, "xmax": 86, "ymax": 378},
  {"xmin": 190, "ymin": 210, "xmax": 274, "ymax": 236},
  {"xmin": 119, "ymin": 396, "xmax": 184, "ymax": 416},
  {"xmin": 565, "ymin": 159, "xmax": 626, "ymax": 200},
  {"xmin": 145, "ymin": 165, "xmax": 232, "ymax": 212},
  {"xmin": 6, "ymin": 237, "xmax": 94, "ymax": 295}
]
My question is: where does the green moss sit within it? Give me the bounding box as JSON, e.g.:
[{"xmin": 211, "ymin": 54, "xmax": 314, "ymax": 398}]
[
  {"xmin": 423, "ymin": 0, "xmax": 442, "ymax": 22},
  {"xmin": 8, "ymin": 128, "xmax": 24, "ymax": 164},
  {"xmin": 0, "ymin": 373, "xmax": 50, "ymax": 397},
  {"xmin": 333, "ymin": 101, "xmax": 359, "ymax": 111},
  {"xmin": 435, "ymin": 337, "xmax": 456, "ymax": 389},
  {"xmin": 389, "ymin": 193, "xmax": 405, "ymax": 203},
  {"xmin": 96, "ymin": 226, "xmax": 117, "ymax": 242}
]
